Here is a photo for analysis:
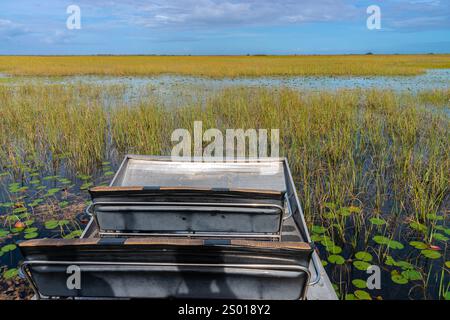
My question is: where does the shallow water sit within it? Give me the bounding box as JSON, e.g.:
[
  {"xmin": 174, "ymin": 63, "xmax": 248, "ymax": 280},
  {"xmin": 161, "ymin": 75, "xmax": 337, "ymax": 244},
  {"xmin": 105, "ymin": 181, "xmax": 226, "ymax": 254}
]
[{"xmin": 1, "ymin": 69, "xmax": 449, "ymax": 108}]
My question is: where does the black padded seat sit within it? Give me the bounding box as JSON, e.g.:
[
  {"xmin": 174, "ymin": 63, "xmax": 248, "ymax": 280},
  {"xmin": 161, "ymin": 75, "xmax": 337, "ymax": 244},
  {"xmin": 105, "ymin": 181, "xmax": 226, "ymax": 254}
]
[{"xmin": 19, "ymin": 238, "xmax": 312, "ymax": 300}]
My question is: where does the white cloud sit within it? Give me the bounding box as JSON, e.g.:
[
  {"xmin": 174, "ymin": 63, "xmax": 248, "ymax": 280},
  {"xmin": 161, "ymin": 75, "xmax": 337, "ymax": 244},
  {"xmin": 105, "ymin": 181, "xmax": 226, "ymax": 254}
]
[{"xmin": 0, "ymin": 18, "xmax": 30, "ymax": 39}]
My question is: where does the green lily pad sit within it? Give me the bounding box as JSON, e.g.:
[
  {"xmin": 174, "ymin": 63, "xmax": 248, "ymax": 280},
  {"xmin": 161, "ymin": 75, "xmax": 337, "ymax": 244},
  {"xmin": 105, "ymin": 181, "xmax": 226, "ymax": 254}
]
[
  {"xmin": 45, "ymin": 188, "xmax": 60, "ymax": 196},
  {"xmin": 3, "ymin": 268, "xmax": 19, "ymax": 280},
  {"xmin": 391, "ymin": 272, "xmax": 409, "ymax": 285},
  {"xmin": 409, "ymin": 241, "xmax": 428, "ymax": 249},
  {"xmin": 24, "ymin": 232, "xmax": 39, "ymax": 239},
  {"xmin": 12, "ymin": 207, "xmax": 27, "ymax": 214},
  {"xmin": 402, "ymin": 269, "xmax": 422, "ymax": 281},
  {"xmin": 43, "ymin": 175, "xmax": 59, "ymax": 181},
  {"xmin": 0, "ymin": 229, "xmax": 9, "ymax": 237},
  {"xmin": 396, "ymin": 260, "xmax": 414, "ymax": 270},
  {"xmin": 433, "ymin": 233, "xmax": 449, "ymax": 242},
  {"xmin": 311, "ymin": 225, "xmax": 327, "ymax": 234},
  {"xmin": 426, "ymin": 213, "xmax": 443, "ymax": 221},
  {"xmin": 445, "ymin": 261, "xmax": 450, "ymax": 268},
  {"xmin": 58, "ymin": 178, "xmax": 72, "ymax": 185},
  {"xmin": 328, "ymin": 255, "xmax": 345, "ymax": 265},
  {"xmin": 104, "ymin": 171, "xmax": 115, "ymax": 176},
  {"xmin": 373, "ymin": 235, "xmax": 390, "ymax": 245},
  {"xmin": 77, "ymin": 174, "xmax": 91, "ymax": 181},
  {"xmin": 354, "ymin": 290, "xmax": 371, "ymax": 300},
  {"xmin": 63, "ymin": 230, "xmax": 83, "ymax": 239},
  {"xmin": 345, "ymin": 294, "xmax": 357, "ymax": 300},
  {"xmin": 25, "ymin": 227, "xmax": 38, "ymax": 233},
  {"xmin": 10, "ymin": 227, "xmax": 24, "ymax": 233},
  {"xmin": 347, "ymin": 206, "xmax": 361, "ymax": 213},
  {"xmin": 29, "ymin": 198, "xmax": 44, "ymax": 207},
  {"xmin": 421, "ymin": 249, "xmax": 441, "ymax": 259},
  {"xmin": 353, "ymin": 260, "xmax": 371, "ymax": 271},
  {"xmin": 80, "ymin": 182, "xmax": 93, "ymax": 190},
  {"xmin": 325, "ymin": 245, "xmax": 342, "ymax": 254},
  {"xmin": 387, "ymin": 240, "xmax": 404, "ymax": 250},
  {"xmin": 59, "ymin": 220, "xmax": 70, "ymax": 226},
  {"xmin": 352, "ymin": 279, "xmax": 367, "ymax": 289},
  {"xmin": 369, "ymin": 217, "xmax": 386, "ymax": 226},
  {"xmin": 311, "ymin": 234, "xmax": 325, "ymax": 242},
  {"xmin": 444, "ymin": 292, "xmax": 450, "ymax": 300},
  {"xmin": 44, "ymin": 220, "xmax": 59, "ymax": 229},
  {"xmin": 24, "ymin": 219, "xmax": 35, "ymax": 226},
  {"xmin": 410, "ymin": 222, "xmax": 427, "ymax": 233},
  {"xmin": 1, "ymin": 243, "xmax": 17, "ymax": 253},
  {"xmin": 337, "ymin": 208, "xmax": 351, "ymax": 217},
  {"xmin": 355, "ymin": 251, "xmax": 373, "ymax": 262}
]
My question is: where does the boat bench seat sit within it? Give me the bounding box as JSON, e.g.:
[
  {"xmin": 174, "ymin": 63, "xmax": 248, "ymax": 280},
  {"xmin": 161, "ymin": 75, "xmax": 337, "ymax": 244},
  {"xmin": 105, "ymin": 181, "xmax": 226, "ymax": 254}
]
[
  {"xmin": 19, "ymin": 238, "xmax": 312, "ymax": 300},
  {"xmin": 88, "ymin": 187, "xmax": 287, "ymax": 236}
]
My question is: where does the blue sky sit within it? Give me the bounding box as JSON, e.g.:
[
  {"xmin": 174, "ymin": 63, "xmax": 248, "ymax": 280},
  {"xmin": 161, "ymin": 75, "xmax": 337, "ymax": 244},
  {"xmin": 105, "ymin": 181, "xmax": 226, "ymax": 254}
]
[{"xmin": 0, "ymin": 0, "xmax": 449, "ymax": 55}]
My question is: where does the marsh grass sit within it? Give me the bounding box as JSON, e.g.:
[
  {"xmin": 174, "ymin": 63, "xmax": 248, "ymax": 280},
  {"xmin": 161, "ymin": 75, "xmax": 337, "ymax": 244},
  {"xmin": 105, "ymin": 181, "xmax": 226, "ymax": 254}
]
[
  {"xmin": 0, "ymin": 55, "xmax": 450, "ymax": 77},
  {"xmin": 0, "ymin": 83, "xmax": 448, "ymax": 299}
]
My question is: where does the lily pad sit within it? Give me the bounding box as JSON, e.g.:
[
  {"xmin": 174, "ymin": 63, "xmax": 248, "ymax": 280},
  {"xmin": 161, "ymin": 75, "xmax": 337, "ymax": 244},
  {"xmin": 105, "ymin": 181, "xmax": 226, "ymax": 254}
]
[
  {"xmin": 355, "ymin": 251, "xmax": 373, "ymax": 262},
  {"xmin": 409, "ymin": 241, "xmax": 428, "ymax": 249},
  {"xmin": 373, "ymin": 235, "xmax": 390, "ymax": 245},
  {"xmin": 391, "ymin": 272, "xmax": 409, "ymax": 285},
  {"xmin": 63, "ymin": 230, "xmax": 83, "ymax": 239},
  {"xmin": 354, "ymin": 290, "xmax": 371, "ymax": 300},
  {"xmin": 369, "ymin": 217, "xmax": 386, "ymax": 226},
  {"xmin": 325, "ymin": 245, "xmax": 342, "ymax": 254},
  {"xmin": 59, "ymin": 219, "xmax": 70, "ymax": 226},
  {"xmin": 348, "ymin": 206, "xmax": 361, "ymax": 213},
  {"xmin": 353, "ymin": 260, "xmax": 371, "ymax": 271},
  {"xmin": 1, "ymin": 243, "xmax": 17, "ymax": 253},
  {"xmin": 80, "ymin": 182, "xmax": 93, "ymax": 190},
  {"xmin": 387, "ymin": 240, "xmax": 404, "ymax": 250},
  {"xmin": 44, "ymin": 220, "xmax": 59, "ymax": 229},
  {"xmin": 410, "ymin": 222, "xmax": 427, "ymax": 233},
  {"xmin": 426, "ymin": 213, "xmax": 443, "ymax": 221},
  {"xmin": 24, "ymin": 232, "xmax": 39, "ymax": 239},
  {"xmin": 432, "ymin": 233, "xmax": 449, "ymax": 242},
  {"xmin": 0, "ymin": 229, "xmax": 9, "ymax": 238},
  {"xmin": 396, "ymin": 260, "xmax": 414, "ymax": 270},
  {"xmin": 12, "ymin": 207, "xmax": 27, "ymax": 214},
  {"xmin": 3, "ymin": 268, "xmax": 18, "ymax": 280},
  {"xmin": 311, "ymin": 225, "xmax": 327, "ymax": 234},
  {"xmin": 352, "ymin": 279, "xmax": 367, "ymax": 289},
  {"xmin": 328, "ymin": 254, "xmax": 345, "ymax": 265},
  {"xmin": 421, "ymin": 249, "xmax": 441, "ymax": 259},
  {"xmin": 402, "ymin": 269, "xmax": 422, "ymax": 281},
  {"xmin": 45, "ymin": 188, "xmax": 60, "ymax": 196}
]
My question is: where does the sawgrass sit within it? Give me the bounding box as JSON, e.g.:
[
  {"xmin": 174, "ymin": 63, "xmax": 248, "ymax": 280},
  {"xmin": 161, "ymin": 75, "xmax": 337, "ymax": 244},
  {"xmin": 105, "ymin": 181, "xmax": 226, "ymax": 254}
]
[{"xmin": 1, "ymin": 55, "xmax": 450, "ymax": 77}]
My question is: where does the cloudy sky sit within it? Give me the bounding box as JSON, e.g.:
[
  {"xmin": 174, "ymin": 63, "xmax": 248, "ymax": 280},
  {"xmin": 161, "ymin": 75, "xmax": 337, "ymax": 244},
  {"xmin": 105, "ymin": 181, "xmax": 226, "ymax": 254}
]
[{"xmin": 0, "ymin": 0, "xmax": 449, "ymax": 54}]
